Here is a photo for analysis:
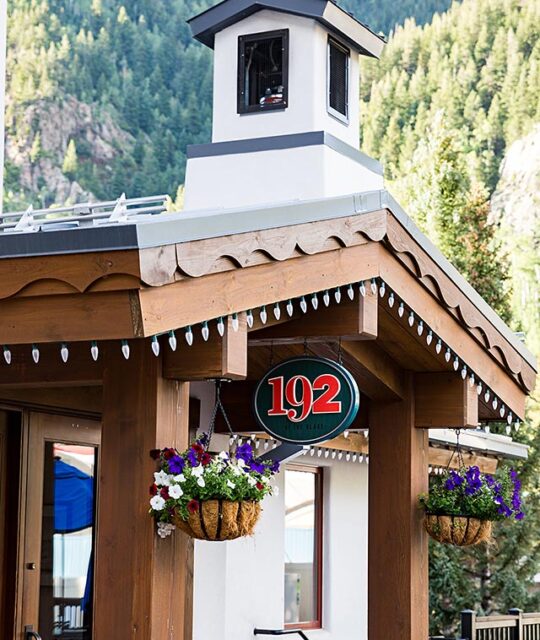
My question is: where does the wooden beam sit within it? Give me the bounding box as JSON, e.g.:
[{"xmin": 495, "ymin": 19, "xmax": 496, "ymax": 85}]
[
  {"xmin": 249, "ymin": 293, "xmax": 377, "ymax": 344},
  {"xmin": 368, "ymin": 375, "xmax": 429, "ymax": 640},
  {"xmin": 138, "ymin": 243, "xmax": 380, "ymax": 336},
  {"xmin": 0, "ymin": 343, "xmax": 103, "ymax": 387},
  {"xmin": 415, "ymin": 372, "xmax": 479, "ymax": 428},
  {"xmin": 163, "ymin": 314, "xmax": 247, "ymax": 381},
  {"xmin": 381, "ymin": 249, "xmax": 527, "ymax": 418},
  {"xmin": 94, "ymin": 343, "xmax": 192, "ymax": 640},
  {"xmin": 0, "ymin": 386, "xmax": 102, "ymax": 417},
  {"xmin": 0, "ymin": 291, "xmax": 142, "ymax": 344},
  {"xmin": 341, "ymin": 340, "xmax": 407, "ymax": 401}
]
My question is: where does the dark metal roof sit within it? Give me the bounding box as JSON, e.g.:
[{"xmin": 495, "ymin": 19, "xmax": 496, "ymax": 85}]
[{"xmin": 188, "ymin": 0, "xmax": 386, "ymax": 56}]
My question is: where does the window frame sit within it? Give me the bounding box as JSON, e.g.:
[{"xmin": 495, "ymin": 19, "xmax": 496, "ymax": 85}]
[
  {"xmin": 237, "ymin": 28, "xmax": 289, "ymax": 114},
  {"xmin": 284, "ymin": 464, "xmax": 324, "ymax": 631},
  {"xmin": 327, "ymin": 36, "xmax": 350, "ymax": 124}
]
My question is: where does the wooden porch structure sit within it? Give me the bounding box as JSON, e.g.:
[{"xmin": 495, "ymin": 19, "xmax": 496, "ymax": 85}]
[{"xmin": 0, "ymin": 201, "xmax": 535, "ymax": 640}]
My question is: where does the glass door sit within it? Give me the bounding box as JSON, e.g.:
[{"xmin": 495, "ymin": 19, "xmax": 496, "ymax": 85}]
[{"xmin": 19, "ymin": 413, "xmax": 100, "ymax": 640}]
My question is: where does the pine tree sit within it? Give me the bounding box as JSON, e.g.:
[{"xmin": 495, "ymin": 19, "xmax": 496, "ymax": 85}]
[{"xmin": 62, "ymin": 140, "xmax": 78, "ymax": 179}]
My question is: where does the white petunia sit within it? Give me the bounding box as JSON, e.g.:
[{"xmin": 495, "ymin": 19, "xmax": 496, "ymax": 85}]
[
  {"xmin": 218, "ymin": 451, "xmax": 229, "ymax": 459},
  {"xmin": 197, "ymin": 477, "xmax": 205, "ymax": 487},
  {"xmin": 150, "ymin": 495, "xmax": 166, "ymax": 511},
  {"xmin": 154, "ymin": 471, "xmax": 171, "ymax": 487},
  {"xmin": 192, "ymin": 466, "xmax": 204, "ymax": 478},
  {"xmin": 226, "ymin": 480, "xmax": 235, "ymax": 489},
  {"xmin": 231, "ymin": 466, "xmax": 242, "ymax": 476},
  {"xmin": 173, "ymin": 474, "xmax": 186, "ymax": 483},
  {"xmin": 169, "ymin": 485, "xmax": 183, "ymax": 499},
  {"xmin": 247, "ymin": 476, "xmax": 257, "ymax": 487},
  {"xmin": 237, "ymin": 458, "xmax": 246, "ymax": 468}
]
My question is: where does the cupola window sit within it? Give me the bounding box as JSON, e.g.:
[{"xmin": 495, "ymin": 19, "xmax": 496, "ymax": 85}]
[
  {"xmin": 238, "ymin": 29, "xmax": 289, "ymax": 114},
  {"xmin": 328, "ymin": 37, "xmax": 349, "ymax": 122}
]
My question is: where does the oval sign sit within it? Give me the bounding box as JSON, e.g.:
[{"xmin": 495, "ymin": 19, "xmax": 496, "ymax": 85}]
[{"xmin": 253, "ymin": 356, "xmax": 360, "ymax": 445}]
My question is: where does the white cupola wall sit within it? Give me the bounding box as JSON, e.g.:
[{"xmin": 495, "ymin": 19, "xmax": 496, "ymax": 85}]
[{"xmin": 184, "ymin": 0, "xmax": 386, "ymax": 212}]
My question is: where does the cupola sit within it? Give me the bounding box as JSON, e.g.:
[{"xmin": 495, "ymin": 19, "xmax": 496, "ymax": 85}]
[{"xmin": 184, "ymin": 0, "xmax": 386, "ymax": 211}]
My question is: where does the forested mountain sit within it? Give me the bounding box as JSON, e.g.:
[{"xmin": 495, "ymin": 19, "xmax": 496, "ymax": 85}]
[{"xmin": 2, "ymin": 0, "xmax": 453, "ymax": 210}]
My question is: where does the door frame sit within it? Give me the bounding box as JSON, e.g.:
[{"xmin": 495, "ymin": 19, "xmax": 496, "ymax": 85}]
[{"xmin": 14, "ymin": 411, "xmax": 101, "ymax": 640}]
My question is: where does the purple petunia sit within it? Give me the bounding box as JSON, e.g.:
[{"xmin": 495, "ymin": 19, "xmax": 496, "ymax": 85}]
[
  {"xmin": 187, "ymin": 449, "xmax": 200, "ymax": 467},
  {"xmin": 270, "ymin": 460, "xmax": 280, "ymax": 474},
  {"xmin": 236, "ymin": 442, "xmax": 254, "ymax": 464},
  {"xmin": 249, "ymin": 460, "xmax": 266, "ymax": 474},
  {"xmin": 169, "ymin": 455, "xmax": 185, "ymax": 474}
]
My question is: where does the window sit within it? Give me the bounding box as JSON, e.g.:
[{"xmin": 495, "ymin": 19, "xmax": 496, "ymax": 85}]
[
  {"xmin": 238, "ymin": 29, "xmax": 289, "ymax": 114},
  {"xmin": 328, "ymin": 37, "xmax": 349, "ymax": 122},
  {"xmin": 284, "ymin": 466, "xmax": 323, "ymax": 630}
]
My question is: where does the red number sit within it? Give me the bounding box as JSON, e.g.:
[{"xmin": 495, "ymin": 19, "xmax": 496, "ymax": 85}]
[
  {"xmin": 285, "ymin": 376, "xmax": 313, "ymax": 422},
  {"xmin": 312, "ymin": 374, "xmax": 342, "ymax": 414},
  {"xmin": 267, "ymin": 376, "xmax": 287, "ymax": 416}
]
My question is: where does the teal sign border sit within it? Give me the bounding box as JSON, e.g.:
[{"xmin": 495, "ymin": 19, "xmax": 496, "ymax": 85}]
[{"xmin": 252, "ymin": 356, "xmax": 360, "ymax": 445}]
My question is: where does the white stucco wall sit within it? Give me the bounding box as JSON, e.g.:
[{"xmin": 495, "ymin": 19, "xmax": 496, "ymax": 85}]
[
  {"xmin": 190, "ymin": 382, "xmax": 369, "ymax": 640},
  {"xmin": 212, "ymin": 10, "xmax": 361, "ymax": 148},
  {"xmin": 0, "ymin": 0, "xmax": 7, "ymax": 214},
  {"xmin": 183, "ymin": 145, "xmax": 383, "ymax": 211}
]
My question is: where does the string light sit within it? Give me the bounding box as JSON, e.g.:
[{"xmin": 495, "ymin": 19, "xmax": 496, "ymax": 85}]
[
  {"xmin": 273, "ymin": 303, "xmax": 281, "ymax": 321},
  {"xmin": 398, "ymin": 302, "xmax": 405, "ymax": 318},
  {"xmin": 426, "ymin": 330, "xmax": 433, "ymax": 346},
  {"xmin": 359, "ymin": 281, "xmax": 366, "ymax": 297},
  {"xmin": 338, "ymin": 451, "xmax": 343, "ymax": 460},
  {"xmin": 469, "ymin": 373, "xmax": 475, "ymax": 387},
  {"xmin": 417, "ymin": 321, "xmax": 424, "ymax": 336},
  {"xmin": 185, "ymin": 326, "xmax": 194, "ymax": 346},
  {"xmin": 151, "ymin": 336, "xmax": 160, "ymax": 357},
  {"xmin": 91, "ymin": 341, "xmax": 99, "ymax": 361},
  {"xmin": 201, "ymin": 321, "xmax": 210, "ymax": 341},
  {"xmin": 217, "ymin": 317, "xmax": 225, "ymax": 337},
  {"xmin": 492, "ymin": 398, "xmax": 498, "ymax": 410},
  {"xmin": 311, "ymin": 293, "xmax": 318, "ymax": 310},
  {"xmin": 445, "ymin": 348, "xmax": 451, "ymax": 363},
  {"xmin": 324, "ymin": 450, "xmax": 330, "ymax": 458},
  {"xmin": 408, "ymin": 311, "xmax": 415, "ymax": 327},
  {"xmin": 379, "ymin": 281, "xmax": 386, "ymax": 298},
  {"xmin": 32, "ymin": 344, "xmax": 40, "ymax": 364},
  {"xmin": 461, "ymin": 365, "xmax": 467, "ymax": 379},
  {"xmin": 370, "ymin": 278, "xmax": 378, "ymax": 295},
  {"xmin": 453, "ymin": 356, "xmax": 459, "ymax": 371},
  {"xmin": 246, "ymin": 310, "xmax": 254, "ymax": 328},
  {"xmin": 300, "ymin": 296, "xmax": 308, "ymax": 313},
  {"xmin": 334, "ymin": 287, "xmax": 342, "ymax": 304},
  {"xmin": 388, "ymin": 292, "xmax": 395, "ymax": 308},
  {"xmin": 168, "ymin": 331, "xmax": 177, "ymax": 351},
  {"xmin": 259, "ymin": 306, "xmax": 268, "ymax": 325},
  {"xmin": 3, "ymin": 346, "xmax": 11, "ymax": 365},
  {"xmin": 121, "ymin": 340, "xmax": 130, "ymax": 360},
  {"xmin": 323, "ymin": 290, "xmax": 330, "ymax": 307},
  {"xmin": 484, "ymin": 389, "xmax": 490, "ymax": 403},
  {"xmin": 287, "ymin": 299, "xmax": 294, "ymax": 316},
  {"xmin": 232, "ymin": 313, "xmax": 239, "ymax": 331},
  {"xmin": 436, "ymin": 339, "xmax": 442, "ymax": 354},
  {"xmin": 347, "ymin": 284, "xmax": 355, "ymax": 300},
  {"xmin": 477, "ymin": 382, "xmax": 482, "ymax": 395}
]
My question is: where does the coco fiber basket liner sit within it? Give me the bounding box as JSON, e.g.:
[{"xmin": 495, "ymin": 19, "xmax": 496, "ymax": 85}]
[
  {"xmin": 173, "ymin": 500, "xmax": 261, "ymax": 541},
  {"xmin": 424, "ymin": 514, "xmax": 492, "ymax": 546}
]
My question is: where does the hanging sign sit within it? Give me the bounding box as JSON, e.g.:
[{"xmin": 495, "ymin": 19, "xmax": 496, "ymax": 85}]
[{"xmin": 253, "ymin": 356, "xmax": 360, "ymax": 445}]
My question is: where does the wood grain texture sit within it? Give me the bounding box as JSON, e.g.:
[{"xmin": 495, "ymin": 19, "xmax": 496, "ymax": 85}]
[
  {"xmin": 414, "ymin": 373, "xmax": 479, "ymax": 428},
  {"xmin": 0, "ymin": 387, "xmax": 102, "ymax": 416},
  {"xmin": 368, "ymin": 375, "xmax": 429, "ymax": 640},
  {"xmin": 94, "ymin": 343, "xmax": 192, "ymax": 640}
]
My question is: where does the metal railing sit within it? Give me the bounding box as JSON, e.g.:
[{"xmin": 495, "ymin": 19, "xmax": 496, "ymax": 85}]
[
  {"xmin": 0, "ymin": 194, "xmax": 169, "ymax": 233},
  {"xmin": 254, "ymin": 629, "xmax": 310, "ymax": 639},
  {"xmin": 462, "ymin": 608, "xmax": 540, "ymax": 640}
]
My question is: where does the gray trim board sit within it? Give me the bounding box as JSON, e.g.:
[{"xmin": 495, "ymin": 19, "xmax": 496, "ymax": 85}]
[
  {"xmin": 429, "ymin": 429, "xmax": 528, "ymax": 461},
  {"xmin": 187, "ymin": 130, "xmax": 383, "ymax": 175},
  {"xmin": 188, "ymin": 0, "xmax": 385, "ymax": 56}
]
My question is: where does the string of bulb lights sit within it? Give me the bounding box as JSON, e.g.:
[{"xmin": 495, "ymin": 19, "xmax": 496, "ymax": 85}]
[{"xmin": 1, "ymin": 277, "xmax": 522, "ymax": 435}]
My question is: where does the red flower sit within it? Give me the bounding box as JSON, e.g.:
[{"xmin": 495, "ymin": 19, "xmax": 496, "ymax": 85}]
[
  {"xmin": 150, "ymin": 449, "xmax": 161, "ymax": 460},
  {"xmin": 163, "ymin": 448, "xmax": 176, "ymax": 460},
  {"xmin": 200, "ymin": 452, "xmax": 212, "ymax": 466},
  {"xmin": 187, "ymin": 499, "xmax": 199, "ymax": 514},
  {"xmin": 160, "ymin": 487, "xmax": 170, "ymax": 500},
  {"xmin": 149, "ymin": 483, "xmax": 158, "ymax": 496},
  {"xmin": 191, "ymin": 443, "xmax": 205, "ymax": 456},
  {"xmin": 256, "ymin": 482, "xmax": 264, "ymax": 491}
]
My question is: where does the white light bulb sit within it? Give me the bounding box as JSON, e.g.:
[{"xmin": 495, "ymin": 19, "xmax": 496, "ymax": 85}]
[
  {"xmin": 417, "ymin": 321, "xmax": 424, "ymax": 336},
  {"xmin": 247, "ymin": 310, "xmax": 254, "ymax": 328},
  {"xmin": 352, "ymin": 453, "xmax": 357, "ymax": 462},
  {"xmin": 201, "ymin": 321, "xmax": 210, "ymax": 341},
  {"xmin": 507, "ymin": 413, "xmax": 513, "ymax": 426},
  {"xmin": 32, "ymin": 344, "xmax": 40, "ymax": 364},
  {"xmin": 445, "ymin": 348, "xmax": 451, "ymax": 363},
  {"xmin": 514, "ymin": 421, "xmax": 520, "ymax": 432},
  {"xmin": 260, "ymin": 307, "xmax": 268, "ymax": 325},
  {"xmin": 168, "ymin": 331, "xmax": 177, "ymax": 351},
  {"xmin": 344, "ymin": 429, "xmax": 350, "ymax": 438},
  {"xmin": 371, "ymin": 278, "xmax": 378, "ymax": 295},
  {"xmin": 408, "ymin": 312, "xmax": 415, "ymax": 327},
  {"xmin": 453, "ymin": 357, "xmax": 459, "ymax": 371},
  {"xmin": 185, "ymin": 326, "xmax": 194, "ymax": 346},
  {"xmin": 310, "ymin": 448, "xmax": 315, "ymax": 456},
  {"xmin": 461, "ymin": 366, "xmax": 467, "ymax": 379},
  {"xmin": 359, "ymin": 281, "xmax": 366, "ymax": 297},
  {"xmin": 217, "ymin": 317, "xmax": 225, "ymax": 337},
  {"xmin": 264, "ymin": 441, "xmax": 269, "ymax": 450},
  {"xmin": 484, "ymin": 390, "xmax": 490, "ymax": 402},
  {"xmin": 232, "ymin": 313, "xmax": 239, "ymax": 331},
  {"xmin": 338, "ymin": 451, "xmax": 343, "ymax": 460},
  {"xmin": 346, "ymin": 452, "xmax": 351, "ymax": 461},
  {"xmin": 477, "ymin": 382, "xmax": 482, "ymax": 395},
  {"xmin": 121, "ymin": 340, "xmax": 130, "ymax": 360},
  {"xmin": 91, "ymin": 341, "xmax": 99, "ymax": 361},
  {"xmin": 317, "ymin": 449, "xmax": 322, "ymax": 457},
  {"xmin": 388, "ymin": 292, "xmax": 395, "ymax": 308},
  {"xmin": 398, "ymin": 303, "xmax": 404, "ymax": 318},
  {"xmin": 469, "ymin": 373, "xmax": 475, "ymax": 387},
  {"xmin": 151, "ymin": 336, "xmax": 160, "ymax": 357},
  {"xmin": 500, "ymin": 405, "xmax": 505, "ymax": 418},
  {"xmin": 273, "ymin": 303, "xmax": 281, "ymax": 320},
  {"xmin": 492, "ymin": 398, "xmax": 498, "ymax": 410},
  {"xmin": 3, "ymin": 346, "xmax": 11, "ymax": 365},
  {"xmin": 287, "ymin": 300, "xmax": 294, "ymax": 316},
  {"xmin": 323, "ymin": 290, "xmax": 330, "ymax": 307},
  {"xmin": 299, "ymin": 296, "xmax": 307, "ymax": 313},
  {"xmin": 347, "ymin": 284, "xmax": 354, "ymax": 300},
  {"xmin": 311, "ymin": 293, "xmax": 318, "ymax": 310},
  {"xmin": 324, "ymin": 450, "xmax": 329, "ymax": 458},
  {"xmin": 334, "ymin": 288, "xmax": 342, "ymax": 304},
  {"xmin": 426, "ymin": 330, "xmax": 433, "ymax": 346},
  {"xmin": 506, "ymin": 425, "xmax": 512, "ymax": 435},
  {"xmin": 332, "ymin": 451, "xmax": 336, "ymax": 459},
  {"xmin": 379, "ymin": 282, "xmax": 386, "ymax": 298}
]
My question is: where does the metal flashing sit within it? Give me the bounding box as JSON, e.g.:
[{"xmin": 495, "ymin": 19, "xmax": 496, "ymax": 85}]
[
  {"xmin": 186, "ymin": 130, "xmax": 383, "ymax": 174},
  {"xmin": 429, "ymin": 429, "xmax": 528, "ymax": 461},
  {"xmin": 188, "ymin": 0, "xmax": 385, "ymax": 57}
]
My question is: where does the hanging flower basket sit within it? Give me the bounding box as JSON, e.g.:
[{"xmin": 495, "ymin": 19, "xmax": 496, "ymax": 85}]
[
  {"xmin": 149, "ymin": 434, "xmax": 280, "ymax": 541},
  {"xmin": 419, "ymin": 466, "xmax": 524, "ymax": 547}
]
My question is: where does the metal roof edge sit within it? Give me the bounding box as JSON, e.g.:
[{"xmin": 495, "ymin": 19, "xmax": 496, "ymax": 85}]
[
  {"xmin": 429, "ymin": 428, "xmax": 528, "ymax": 461},
  {"xmin": 383, "ymin": 191, "xmax": 537, "ymax": 372}
]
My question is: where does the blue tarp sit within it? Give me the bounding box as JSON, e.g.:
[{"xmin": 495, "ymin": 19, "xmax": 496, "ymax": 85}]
[{"xmin": 54, "ymin": 458, "xmax": 93, "ymax": 534}]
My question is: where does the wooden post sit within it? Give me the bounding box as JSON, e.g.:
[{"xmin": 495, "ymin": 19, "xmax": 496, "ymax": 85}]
[
  {"xmin": 461, "ymin": 609, "xmax": 476, "ymax": 640},
  {"xmin": 368, "ymin": 374, "xmax": 429, "ymax": 640},
  {"xmin": 508, "ymin": 608, "xmax": 523, "ymax": 640},
  {"xmin": 94, "ymin": 341, "xmax": 193, "ymax": 640}
]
